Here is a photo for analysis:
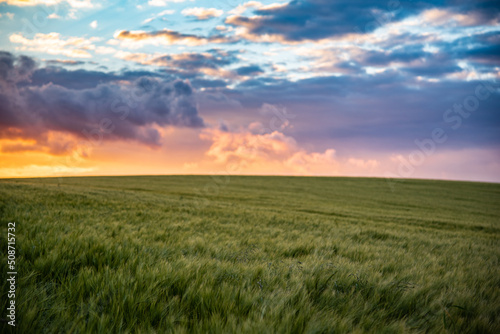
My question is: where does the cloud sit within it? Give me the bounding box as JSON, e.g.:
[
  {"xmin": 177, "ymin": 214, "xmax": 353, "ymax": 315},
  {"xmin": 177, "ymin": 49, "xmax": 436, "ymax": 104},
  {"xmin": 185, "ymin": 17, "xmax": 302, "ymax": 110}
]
[
  {"xmin": 0, "ymin": 51, "xmax": 36, "ymax": 85},
  {"xmin": 349, "ymin": 46, "xmax": 463, "ymax": 77},
  {"xmin": 29, "ymin": 66, "xmax": 139, "ymax": 89},
  {"xmin": 114, "ymin": 29, "xmax": 230, "ymax": 47},
  {"xmin": 0, "ymin": 52, "xmax": 205, "ymax": 155},
  {"xmin": 236, "ymin": 65, "xmax": 263, "ymax": 76},
  {"xmin": 420, "ymin": 8, "xmax": 484, "ymax": 27},
  {"xmin": 148, "ymin": 0, "xmax": 191, "ymax": 6},
  {"xmin": 142, "ymin": 9, "xmax": 175, "ymax": 24},
  {"xmin": 95, "ymin": 46, "xmax": 116, "ymax": 55},
  {"xmin": 458, "ymin": 32, "xmax": 500, "ymax": 65},
  {"xmin": 199, "ymin": 120, "xmax": 382, "ymax": 176},
  {"xmin": 228, "ymin": 1, "xmax": 263, "ymax": 16},
  {"xmin": 45, "ymin": 59, "xmax": 85, "ymax": 66},
  {"xmin": 348, "ymin": 158, "xmax": 379, "ymax": 169},
  {"xmin": 0, "ymin": 0, "xmax": 93, "ymax": 8},
  {"xmin": 225, "ymin": 0, "xmax": 500, "ymax": 43},
  {"xmin": 207, "ymin": 68, "xmax": 500, "ymax": 155},
  {"xmin": 201, "ymin": 126, "xmax": 298, "ymax": 165},
  {"xmin": 10, "ymin": 33, "xmax": 98, "ymax": 58},
  {"xmin": 0, "ymin": 12, "xmax": 15, "ymax": 19},
  {"xmin": 115, "ymin": 49, "xmax": 237, "ymax": 69},
  {"xmin": 0, "ymin": 132, "xmax": 81, "ymax": 155},
  {"xmin": 284, "ymin": 149, "xmax": 338, "ymax": 175},
  {"xmin": 0, "ymin": 164, "xmax": 95, "ymax": 178},
  {"xmin": 90, "ymin": 20, "xmax": 98, "ymax": 28},
  {"xmin": 114, "ymin": 49, "xmax": 238, "ymax": 82},
  {"xmin": 225, "ymin": 0, "xmax": 399, "ymax": 43},
  {"xmin": 182, "ymin": 7, "xmax": 223, "ymax": 20},
  {"xmin": 277, "ymin": 20, "xmax": 500, "ymax": 79}
]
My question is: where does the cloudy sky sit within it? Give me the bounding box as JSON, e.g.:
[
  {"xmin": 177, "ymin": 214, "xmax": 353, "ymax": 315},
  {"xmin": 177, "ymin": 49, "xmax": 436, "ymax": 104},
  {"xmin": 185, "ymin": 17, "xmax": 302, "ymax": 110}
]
[{"xmin": 0, "ymin": 0, "xmax": 499, "ymax": 182}]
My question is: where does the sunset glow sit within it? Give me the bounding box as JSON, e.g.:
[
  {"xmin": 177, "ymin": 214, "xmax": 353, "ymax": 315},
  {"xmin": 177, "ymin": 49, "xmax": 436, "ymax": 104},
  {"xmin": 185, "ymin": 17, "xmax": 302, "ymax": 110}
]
[{"xmin": 0, "ymin": 0, "xmax": 499, "ymax": 181}]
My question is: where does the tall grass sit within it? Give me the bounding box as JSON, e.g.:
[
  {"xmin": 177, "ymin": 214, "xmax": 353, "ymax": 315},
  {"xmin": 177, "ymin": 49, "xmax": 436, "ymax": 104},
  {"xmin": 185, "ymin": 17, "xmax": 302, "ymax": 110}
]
[{"xmin": 0, "ymin": 176, "xmax": 499, "ymax": 333}]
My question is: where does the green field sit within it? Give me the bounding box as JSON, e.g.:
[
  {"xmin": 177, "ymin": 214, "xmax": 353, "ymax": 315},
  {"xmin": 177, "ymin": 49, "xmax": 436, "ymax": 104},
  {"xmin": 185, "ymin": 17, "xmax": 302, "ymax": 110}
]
[{"xmin": 0, "ymin": 176, "xmax": 499, "ymax": 333}]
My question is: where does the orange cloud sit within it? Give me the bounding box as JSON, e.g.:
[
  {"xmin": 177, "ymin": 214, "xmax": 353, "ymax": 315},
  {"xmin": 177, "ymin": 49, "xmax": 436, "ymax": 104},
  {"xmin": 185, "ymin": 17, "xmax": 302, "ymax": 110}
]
[
  {"xmin": 0, "ymin": 127, "xmax": 207, "ymax": 178},
  {"xmin": 114, "ymin": 29, "xmax": 230, "ymax": 47},
  {"xmin": 0, "ymin": 165, "xmax": 95, "ymax": 178},
  {"xmin": 201, "ymin": 127, "xmax": 298, "ymax": 165},
  {"xmin": 0, "ymin": 131, "xmax": 95, "ymax": 158},
  {"xmin": 199, "ymin": 123, "xmax": 380, "ymax": 176},
  {"xmin": 285, "ymin": 149, "xmax": 338, "ymax": 175},
  {"xmin": 0, "ymin": 133, "xmax": 95, "ymax": 178}
]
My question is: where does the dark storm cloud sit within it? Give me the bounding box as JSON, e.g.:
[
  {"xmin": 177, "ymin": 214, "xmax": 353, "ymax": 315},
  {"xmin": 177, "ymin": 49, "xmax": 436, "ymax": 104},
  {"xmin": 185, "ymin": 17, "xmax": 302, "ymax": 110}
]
[
  {"xmin": 361, "ymin": 47, "xmax": 431, "ymax": 66},
  {"xmin": 462, "ymin": 38, "xmax": 500, "ymax": 64},
  {"xmin": 45, "ymin": 60, "xmax": 86, "ymax": 66},
  {"xmin": 117, "ymin": 49, "xmax": 239, "ymax": 83},
  {"xmin": 150, "ymin": 50, "xmax": 238, "ymax": 70},
  {"xmin": 359, "ymin": 48, "xmax": 462, "ymax": 77},
  {"xmin": 351, "ymin": 32, "xmax": 499, "ymax": 77},
  {"xmin": 226, "ymin": 0, "xmax": 500, "ymax": 42},
  {"xmin": 236, "ymin": 65, "xmax": 264, "ymax": 76},
  {"xmin": 434, "ymin": 31, "xmax": 500, "ymax": 64},
  {"xmin": 30, "ymin": 67, "xmax": 125, "ymax": 89},
  {"xmin": 226, "ymin": 0, "xmax": 398, "ymax": 41},
  {"xmin": 190, "ymin": 78, "xmax": 228, "ymax": 89},
  {"xmin": 400, "ymin": 62, "xmax": 462, "ymax": 77},
  {"xmin": 0, "ymin": 52, "xmax": 205, "ymax": 152},
  {"xmin": 220, "ymin": 71, "xmax": 500, "ymax": 152},
  {"xmin": 458, "ymin": 0, "xmax": 500, "ymax": 25},
  {"xmin": 0, "ymin": 51, "xmax": 36, "ymax": 84}
]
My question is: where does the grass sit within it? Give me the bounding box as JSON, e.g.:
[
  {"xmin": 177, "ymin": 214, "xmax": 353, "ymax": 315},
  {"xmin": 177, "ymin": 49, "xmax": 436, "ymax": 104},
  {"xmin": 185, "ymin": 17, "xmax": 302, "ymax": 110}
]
[{"xmin": 0, "ymin": 175, "xmax": 499, "ymax": 333}]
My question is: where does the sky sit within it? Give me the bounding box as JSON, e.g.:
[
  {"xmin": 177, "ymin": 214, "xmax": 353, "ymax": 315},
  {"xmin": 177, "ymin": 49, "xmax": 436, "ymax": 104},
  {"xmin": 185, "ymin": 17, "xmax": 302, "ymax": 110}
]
[{"xmin": 0, "ymin": 0, "xmax": 499, "ymax": 182}]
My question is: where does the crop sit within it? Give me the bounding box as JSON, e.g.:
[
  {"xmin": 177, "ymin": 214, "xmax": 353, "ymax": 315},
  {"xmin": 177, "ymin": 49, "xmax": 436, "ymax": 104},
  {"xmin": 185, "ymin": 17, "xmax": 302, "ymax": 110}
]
[{"xmin": 0, "ymin": 176, "xmax": 499, "ymax": 333}]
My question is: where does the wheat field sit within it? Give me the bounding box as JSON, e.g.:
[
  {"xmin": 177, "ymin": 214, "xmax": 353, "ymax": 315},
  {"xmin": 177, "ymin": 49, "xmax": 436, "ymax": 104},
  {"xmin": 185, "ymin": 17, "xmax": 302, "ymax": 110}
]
[{"xmin": 0, "ymin": 176, "xmax": 499, "ymax": 333}]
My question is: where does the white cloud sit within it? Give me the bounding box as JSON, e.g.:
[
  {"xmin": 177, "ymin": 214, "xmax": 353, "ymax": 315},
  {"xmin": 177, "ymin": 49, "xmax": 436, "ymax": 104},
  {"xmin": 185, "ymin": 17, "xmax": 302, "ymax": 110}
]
[
  {"xmin": 148, "ymin": 0, "xmax": 191, "ymax": 6},
  {"xmin": 95, "ymin": 46, "xmax": 116, "ymax": 54},
  {"xmin": 68, "ymin": 9, "xmax": 78, "ymax": 19},
  {"xmin": 90, "ymin": 20, "xmax": 98, "ymax": 28},
  {"xmin": 142, "ymin": 9, "xmax": 175, "ymax": 24},
  {"xmin": 10, "ymin": 32, "xmax": 99, "ymax": 58},
  {"xmin": 148, "ymin": 0, "xmax": 167, "ymax": 6},
  {"xmin": 158, "ymin": 9, "xmax": 175, "ymax": 16},
  {"xmin": 229, "ymin": 1, "xmax": 262, "ymax": 15},
  {"xmin": 0, "ymin": 12, "xmax": 15, "ymax": 19},
  {"xmin": 0, "ymin": 0, "xmax": 93, "ymax": 8},
  {"xmin": 228, "ymin": 1, "xmax": 285, "ymax": 15},
  {"xmin": 182, "ymin": 7, "xmax": 223, "ymax": 20}
]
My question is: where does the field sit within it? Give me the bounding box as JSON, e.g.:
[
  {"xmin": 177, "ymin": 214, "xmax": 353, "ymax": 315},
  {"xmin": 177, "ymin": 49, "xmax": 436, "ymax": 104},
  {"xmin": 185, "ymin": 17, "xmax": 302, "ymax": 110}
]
[{"xmin": 0, "ymin": 175, "xmax": 499, "ymax": 333}]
